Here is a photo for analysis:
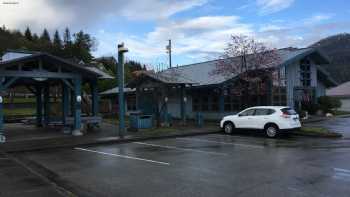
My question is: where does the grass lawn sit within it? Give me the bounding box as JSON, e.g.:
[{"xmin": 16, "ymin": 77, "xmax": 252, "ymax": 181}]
[
  {"xmin": 4, "ymin": 97, "xmax": 36, "ymax": 104},
  {"xmin": 334, "ymin": 110, "xmax": 350, "ymax": 116},
  {"xmin": 3, "ymin": 108, "xmax": 36, "ymax": 116}
]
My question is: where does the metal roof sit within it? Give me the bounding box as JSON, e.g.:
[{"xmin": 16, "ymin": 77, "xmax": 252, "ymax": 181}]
[
  {"xmin": 0, "ymin": 51, "xmax": 113, "ymax": 79},
  {"xmin": 100, "ymin": 87, "xmax": 135, "ymax": 95},
  {"xmin": 327, "ymin": 81, "xmax": 350, "ymax": 97},
  {"xmin": 157, "ymin": 47, "xmax": 330, "ymax": 86}
]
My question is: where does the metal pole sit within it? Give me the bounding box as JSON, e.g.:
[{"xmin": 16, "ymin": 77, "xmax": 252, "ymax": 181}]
[
  {"xmin": 168, "ymin": 40, "xmax": 172, "ymax": 68},
  {"xmin": 117, "ymin": 43, "xmax": 128, "ymax": 138}
]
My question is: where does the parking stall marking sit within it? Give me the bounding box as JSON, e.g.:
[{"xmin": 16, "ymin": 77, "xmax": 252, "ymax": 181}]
[
  {"xmin": 133, "ymin": 142, "xmax": 229, "ymax": 156},
  {"xmin": 333, "ymin": 168, "xmax": 350, "ymax": 182},
  {"xmin": 176, "ymin": 137, "xmax": 264, "ymax": 149},
  {"xmin": 74, "ymin": 147, "xmax": 170, "ymax": 166}
]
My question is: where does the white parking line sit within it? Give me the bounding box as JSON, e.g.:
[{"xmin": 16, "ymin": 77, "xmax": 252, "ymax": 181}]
[
  {"xmin": 334, "ymin": 168, "xmax": 350, "ymax": 173},
  {"xmin": 176, "ymin": 137, "xmax": 264, "ymax": 149},
  {"xmin": 133, "ymin": 142, "xmax": 229, "ymax": 156},
  {"xmin": 74, "ymin": 147, "xmax": 170, "ymax": 166}
]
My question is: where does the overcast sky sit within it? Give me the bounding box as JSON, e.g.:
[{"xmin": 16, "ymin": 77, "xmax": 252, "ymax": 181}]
[{"xmin": 0, "ymin": 0, "xmax": 349, "ymax": 68}]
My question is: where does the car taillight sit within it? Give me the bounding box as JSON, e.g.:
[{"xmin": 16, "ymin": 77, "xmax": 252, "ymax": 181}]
[{"xmin": 281, "ymin": 112, "xmax": 290, "ymax": 118}]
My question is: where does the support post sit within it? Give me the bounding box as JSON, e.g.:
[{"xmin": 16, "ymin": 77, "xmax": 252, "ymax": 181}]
[
  {"xmin": 0, "ymin": 77, "xmax": 5, "ymax": 143},
  {"xmin": 219, "ymin": 87, "xmax": 225, "ymax": 113},
  {"xmin": 62, "ymin": 84, "xmax": 69, "ymax": 123},
  {"xmin": 73, "ymin": 77, "xmax": 83, "ymax": 136},
  {"xmin": 91, "ymin": 79, "xmax": 99, "ymax": 117},
  {"xmin": 117, "ymin": 43, "xmax": 128, "ymax": 138},
  {"xmin": 180, "ymin": 85, "xmax": 186, "ymax": 125},
  {"xmin": 43, "ymin": 84, "xmax": 50, "ymax": 126},
  {"xmin": 135, "ymin": 87, "xmax": 140, "ymax": 110},
  {"xmin": 36, "ymin": 85, "xmax": 43, "ymax": 127}
]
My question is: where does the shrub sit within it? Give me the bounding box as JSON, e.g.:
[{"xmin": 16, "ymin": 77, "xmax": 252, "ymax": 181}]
[{"xmin": 317, "ymin": 96, "xmax": 342, "ymax": 113}]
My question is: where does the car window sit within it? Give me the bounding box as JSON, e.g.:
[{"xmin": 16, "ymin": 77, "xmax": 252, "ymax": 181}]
[
  {"xmin": 239, "ymin": 109, "xmax": 255, "ymax": 116},
  {"xmin": 281, "ymin": 108, "xmax": 297, "ymax": 115},
  {"xmin": 255, "ymin": 109, "xmax": 275, "ymax": 116}
]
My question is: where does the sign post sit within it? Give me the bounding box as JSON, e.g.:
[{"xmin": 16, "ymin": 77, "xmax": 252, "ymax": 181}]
[{"xmin": 118, "ymin": 43, "xmax": 128, "ymax": 138}]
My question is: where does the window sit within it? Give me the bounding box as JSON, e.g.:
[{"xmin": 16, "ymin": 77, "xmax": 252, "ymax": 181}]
[
  {"xmin": 201, "ymin": 96, "xmax": 209, "ymax": 111},
  {"xmin": 300, "ymin": 59, "xmax": 311, "ymax": 87},
  {"xmin": 255, "ymin": 109, "xmax": 275, "ymax": 116},
  {"xmin": 192, "ymin": 97, "xmax": 200, "ymax": 111},
  {"xmin": 239, "ymin": 109, "xmax": 255, "ymax": 116},
  {"xmin": 127, "ymin": 96, "xmax": 137, "ymax": 111},
  {"xmin": 211, "ymin": 96, "xmax": 219, "ymax": 111}
]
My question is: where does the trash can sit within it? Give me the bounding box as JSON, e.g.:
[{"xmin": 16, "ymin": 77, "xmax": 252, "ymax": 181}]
[
  {"xmin": 196, "ymin": 112, "xmax": 203, "ymax": 127},
  {"xmin": 129, "ymin": 113, "xmax": 153, "ymax": 130}
]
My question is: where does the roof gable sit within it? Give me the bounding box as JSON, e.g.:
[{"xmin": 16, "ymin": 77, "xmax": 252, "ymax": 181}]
[{"xmin": 156, "ymin": 47, "xmax": 331, "ymax": 87}]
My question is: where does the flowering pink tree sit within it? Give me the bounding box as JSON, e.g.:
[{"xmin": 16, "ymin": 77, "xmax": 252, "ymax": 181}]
[{"xmin": 211, "ymin": 35, "xmax": 281, "ymax": 107}]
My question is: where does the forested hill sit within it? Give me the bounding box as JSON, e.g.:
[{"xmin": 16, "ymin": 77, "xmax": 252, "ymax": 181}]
[
  {"xmin": 0, "ymin": 26, "xmax": 95, "ymax": 63},
  {"xmin": 310, "ymin": 33, "xmax": 350, "ymax": 83}
]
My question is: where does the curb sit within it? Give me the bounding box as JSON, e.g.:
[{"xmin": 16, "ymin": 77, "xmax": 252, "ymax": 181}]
[
  {"xmin": 292, "ymin": 132, "xmax": 342, "ymax": 138},
  {"xmin": 302, "ymin": 114, "xmax": 350, "ymax": 124},
  {"xmin": 1, "ymin": 130, "xmax": 220, "ymax": 153}
]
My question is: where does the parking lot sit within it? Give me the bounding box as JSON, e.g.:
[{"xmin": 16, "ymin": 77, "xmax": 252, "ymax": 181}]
[{"xmin": 16, "ymin": 134, "xmax": 350, "ymax": 197}]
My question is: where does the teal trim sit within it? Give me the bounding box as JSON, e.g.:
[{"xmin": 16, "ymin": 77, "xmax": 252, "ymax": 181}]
[
  {"xmin": 219, "ymin": 87, "xmax": 225, "ymax": 113},
  {"xmin": 91, "ymin": 79, "xmax": 99, "ymax": 116},
  {"xmin": 43, "ymin": 84, "xmax": 50, "ymax": 125},
  {"xmin": 36, "ymin": 85, "xmax": 43, "ymax": 127},
  {"xmin": 62, "ymin": 83, "xmax": 69, "ymax": 125},
  {"xmin": 0, "ymin": 77, "xmax": 4, "ymax": 141},
  {"xmin": 2, "ymin": 77, "xmax": 19, "ymax": 89},
  {"xmin": 180, "ymin": 85, "xmax": 186, "ymax": 123},
  {"xmin": 118, "ymin": 45, "xmax": 126, "ymax": 138},
  {"xmin": 73, "ymin": 77, "xmax": 82, "ymax": 130}
]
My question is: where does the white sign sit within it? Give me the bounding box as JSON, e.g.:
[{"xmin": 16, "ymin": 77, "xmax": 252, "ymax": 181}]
[
  {"xmin": 0, "ymin": 135, "xmax": 5, "ymax": 143},
  {"xmin": 76, "ymin": 95, "xmax": 82, "ymax": 103},
  {"xmin": 0, "ymin": 96, "xmax": 3, "ymax": 104}
]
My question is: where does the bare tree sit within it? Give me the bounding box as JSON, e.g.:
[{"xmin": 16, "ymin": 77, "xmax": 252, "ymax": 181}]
[{"xmin": 211, "ymin": 35, "xmax": 281, "ymax": 107}]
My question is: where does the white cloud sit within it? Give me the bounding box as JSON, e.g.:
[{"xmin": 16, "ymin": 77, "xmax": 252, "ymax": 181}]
[
  {"xmin": 0, "ymin": 0, "xmax": 74, "ymax": 31},
  {"xmin": 94, "ymin": 15, "xmax": 253, "ymax": 65},
  {"xmin": 0, "ymin": 0, "xmax": 207, "ymax": 31},
  {"xmin": 303, "ymin": 13, "xmax": 334, "ymax": 25},
  {"xmin": 256, "ymin": 0, "xmax": 295, "ymax": 15},
  {"xmin": 121, "ymin": 0, "xmax": 207, "ymax": 20},
  {"xmin": 259, "ymin": 24, "xmax": 283, "ymax": 32}
]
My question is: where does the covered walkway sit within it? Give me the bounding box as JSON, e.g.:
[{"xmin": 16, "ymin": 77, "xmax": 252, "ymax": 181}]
[{"xmin": 0, "ymin": 51, "xmax": 110, "ymax": 143}]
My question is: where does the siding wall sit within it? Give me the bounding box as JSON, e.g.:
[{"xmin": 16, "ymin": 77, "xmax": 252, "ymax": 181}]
[
  {"xmin": 340, "ymin": 99, "xmax": 350, "ymax": 112},
  {"xmin": 286, "ymin": 62, "xmax": 300, "ymax": 108},
  {"xmin": 316, "ymin": 80, "xmax": 326, "ymax": 98},
  {"xmin": 285, "ymin": 59, "xmax": 318, "ymax": 108}
]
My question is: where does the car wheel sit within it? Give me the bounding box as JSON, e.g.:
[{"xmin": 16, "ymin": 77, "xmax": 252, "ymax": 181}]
[
  {"xmin": 224, "ymin": 122, "xmax": 234, "ymax": 134},
  {"xmin": 265, "ymin": 124, "xmax": 278, "ymax": 138}
]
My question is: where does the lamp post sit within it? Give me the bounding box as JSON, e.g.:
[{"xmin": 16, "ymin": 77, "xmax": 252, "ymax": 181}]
[{"xmin": 118, "ymin": 43, "xmax": 128, "ymax": 138}]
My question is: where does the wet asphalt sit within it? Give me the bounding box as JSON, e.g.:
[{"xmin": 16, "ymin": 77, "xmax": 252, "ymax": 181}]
[
  {"xmin": 0, "ymin": 152, "xmax": 65, "ymax": 197},
  {"xmin": 14, "ymin": 133, "xmax": 350, "ymax": 197}
]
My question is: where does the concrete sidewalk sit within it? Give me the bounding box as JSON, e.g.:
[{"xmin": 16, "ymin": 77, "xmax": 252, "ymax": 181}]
[
  {"xmin": 0, "ymin": 122, "xmax": 220, "ymax": 152},
  {"xmin": 0, "ymin": 152, "xmax": 67, "ymax": 197}
]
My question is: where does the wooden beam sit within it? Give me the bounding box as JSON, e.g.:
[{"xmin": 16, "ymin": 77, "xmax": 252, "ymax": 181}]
[
  {"xmin": 61, "ymin": 79, "xmax": 74, "ymax": 90},
  {"xmin": 0, "ymin": 70, "xmax": 79, "ymax": 79},
  {"xmin": 2, "ymin": 77, "xmax": 19, "ymax": 90}
]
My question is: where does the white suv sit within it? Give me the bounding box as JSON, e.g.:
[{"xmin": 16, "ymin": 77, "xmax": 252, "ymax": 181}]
[{"xmin": 220, "ymin": 106, "xmax": 301, "ymax": 138}]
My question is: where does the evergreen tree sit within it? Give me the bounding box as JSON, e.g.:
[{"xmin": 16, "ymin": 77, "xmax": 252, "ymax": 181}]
[
  {"xmin": 40, "ymin": 29, "xmax": 51, "ymax": 42},
  {"xmin": 63, "ymin": 27, "xmax": 71, "ymax": 46},
  {"xmin": 53, "ymin": 30, "xmax": 63, "ymax": 55},
  {"xmin": 24, "ymin": 27, "xmax": 32, "ymax": 41},
  {"xmin": 72, "ymin": 30, "xmax": 95, "ymax": 62}
]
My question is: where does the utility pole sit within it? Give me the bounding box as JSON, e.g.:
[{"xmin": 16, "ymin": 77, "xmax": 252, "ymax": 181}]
[
  {"xmin": 117, "ymin": 43, "xmax": 128, "ymax": 138},
  {"xmin": 166, "ymin": 39, "xmax": 172, "ymax": 68}
]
